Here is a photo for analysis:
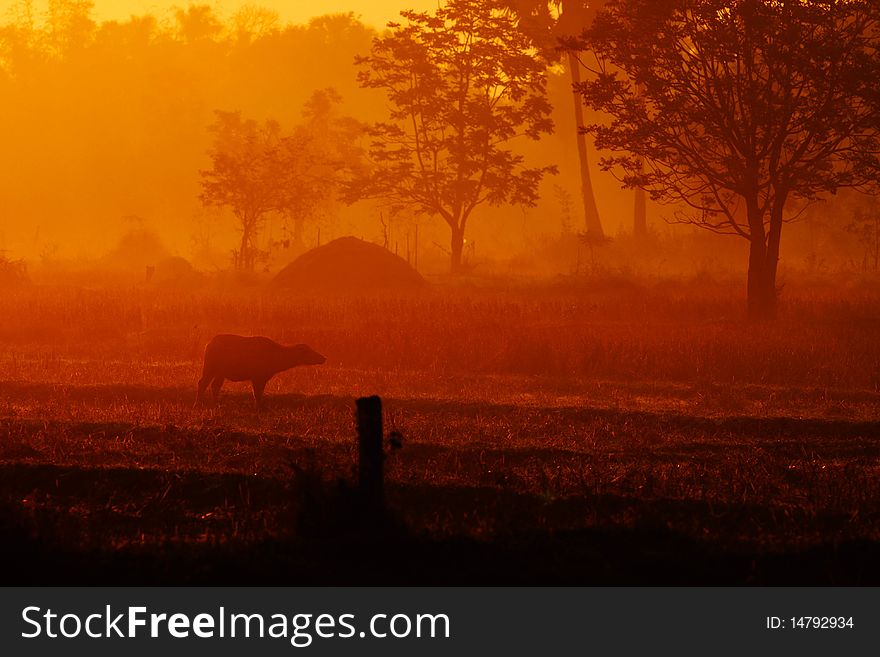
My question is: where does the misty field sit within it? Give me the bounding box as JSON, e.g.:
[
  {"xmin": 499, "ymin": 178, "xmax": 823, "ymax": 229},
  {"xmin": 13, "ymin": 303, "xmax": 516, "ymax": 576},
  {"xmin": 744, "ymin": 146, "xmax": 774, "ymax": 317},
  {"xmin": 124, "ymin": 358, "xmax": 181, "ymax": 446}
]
[{"xmin": 1, "ymin": 281, "xmax": 879, "ymax": 584}]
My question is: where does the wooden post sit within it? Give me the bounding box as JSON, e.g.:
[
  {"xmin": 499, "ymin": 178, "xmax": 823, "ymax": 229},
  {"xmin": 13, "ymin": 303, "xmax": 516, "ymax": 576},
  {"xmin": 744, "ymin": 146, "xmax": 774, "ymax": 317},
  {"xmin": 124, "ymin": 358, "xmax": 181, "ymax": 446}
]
[{"xmin": 356, "ymin": 396, "xmax": 384, "ymax": 517}]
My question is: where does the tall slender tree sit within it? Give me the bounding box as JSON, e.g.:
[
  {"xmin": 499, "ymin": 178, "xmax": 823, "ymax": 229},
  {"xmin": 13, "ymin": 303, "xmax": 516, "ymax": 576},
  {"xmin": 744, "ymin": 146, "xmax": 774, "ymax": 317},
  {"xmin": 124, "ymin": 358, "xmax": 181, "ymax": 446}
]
[{"xmin": 505, "ymin": 0, "xmax": 606, "ymax": 237}]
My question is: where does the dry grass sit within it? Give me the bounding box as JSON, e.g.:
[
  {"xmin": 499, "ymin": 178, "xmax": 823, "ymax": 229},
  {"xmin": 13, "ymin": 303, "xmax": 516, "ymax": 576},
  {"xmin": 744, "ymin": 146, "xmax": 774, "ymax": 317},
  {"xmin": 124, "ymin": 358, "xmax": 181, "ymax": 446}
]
[
  {"xmin": 1, "ymin": 282, "xmax": 878, "ymax": 390},
  {"xmin": 0, "ymin": 281, "xmax": 879, "ymax": 582}
]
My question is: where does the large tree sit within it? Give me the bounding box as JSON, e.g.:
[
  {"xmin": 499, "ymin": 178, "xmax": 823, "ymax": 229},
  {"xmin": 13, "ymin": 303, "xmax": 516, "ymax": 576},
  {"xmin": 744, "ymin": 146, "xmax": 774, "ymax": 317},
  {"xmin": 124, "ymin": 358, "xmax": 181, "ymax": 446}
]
[
  {"xmin": 347, "ymin": 0, "xmax": 557, "ymax": 273},
  {"xmin": 577, "ymin": 0, "xmax": 880, "ymax": 318}
]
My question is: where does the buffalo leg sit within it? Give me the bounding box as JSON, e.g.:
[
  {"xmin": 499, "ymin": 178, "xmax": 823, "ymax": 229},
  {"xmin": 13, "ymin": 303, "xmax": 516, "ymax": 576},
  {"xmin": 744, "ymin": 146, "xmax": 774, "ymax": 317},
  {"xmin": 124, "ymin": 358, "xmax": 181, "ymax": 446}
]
[
  {"xmin": 195, "ymin": 375, "xmax": 211, "ymax": 406},
  {"xmin": 252, "ymin": 378, "xmax": 268, "ymax": 409},
  {"xmin": 211, "ymin": 377, "xmax": 224, "ymax": 404}
]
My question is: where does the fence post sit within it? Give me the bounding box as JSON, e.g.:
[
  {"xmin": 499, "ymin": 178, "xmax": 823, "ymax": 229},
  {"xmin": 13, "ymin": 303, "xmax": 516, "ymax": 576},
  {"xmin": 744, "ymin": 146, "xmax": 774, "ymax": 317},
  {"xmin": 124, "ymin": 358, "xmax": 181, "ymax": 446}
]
[{"xmin": 356, "ymin": 395, "xmax": 384, "ymax": 518}]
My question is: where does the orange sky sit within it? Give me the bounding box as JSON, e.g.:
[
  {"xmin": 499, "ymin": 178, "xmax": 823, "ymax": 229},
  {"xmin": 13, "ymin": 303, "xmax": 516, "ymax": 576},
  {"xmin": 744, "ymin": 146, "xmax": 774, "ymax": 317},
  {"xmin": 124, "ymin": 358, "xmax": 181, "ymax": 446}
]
[{"xmin": 5, "ymin": 1, "xmax": 440, "ymax": 28}]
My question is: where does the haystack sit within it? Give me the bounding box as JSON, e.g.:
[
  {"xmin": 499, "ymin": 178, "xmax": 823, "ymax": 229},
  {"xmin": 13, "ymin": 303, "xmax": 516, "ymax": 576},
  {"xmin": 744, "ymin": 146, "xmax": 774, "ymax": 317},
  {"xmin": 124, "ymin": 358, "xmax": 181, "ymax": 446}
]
[{"xmin": 271, "ymin": 237, "xmax": 426, "ymax": 293}]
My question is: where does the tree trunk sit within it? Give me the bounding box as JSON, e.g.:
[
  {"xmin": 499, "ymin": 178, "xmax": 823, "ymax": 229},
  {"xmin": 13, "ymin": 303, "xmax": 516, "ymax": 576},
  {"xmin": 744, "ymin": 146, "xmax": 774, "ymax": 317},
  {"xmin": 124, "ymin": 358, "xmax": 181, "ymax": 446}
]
[
  {"xmin": 633, "ymin": 82, "xmax": 647, "ymax": 239},
  {"xmin": 765, "ymin": 200, "xmax": 784, "ymax": 311},
  {"xmin": 238, "ymin": 229, "xmax": 250, "ymax": 271},
  {"xmin": 747, "ymin": 236, "xmax": 776, "ymax": 320},
  {"xmin": 744, "ymin": 195, "xmax": 779, "ymax": 320},
  {"xmin": 567, "ymin": 51, "xmax": 604, "ymax": 237},
  {"xmin": 239, "ymin": 223, "xmax": 256, "ymax": 272},
  {"xmin": 450, "ymin": 225, "xmax": 465, "ymax": 274},
  {"xmin": 634, "ymin": 187, "xmax": 646, "ymax": 238}
]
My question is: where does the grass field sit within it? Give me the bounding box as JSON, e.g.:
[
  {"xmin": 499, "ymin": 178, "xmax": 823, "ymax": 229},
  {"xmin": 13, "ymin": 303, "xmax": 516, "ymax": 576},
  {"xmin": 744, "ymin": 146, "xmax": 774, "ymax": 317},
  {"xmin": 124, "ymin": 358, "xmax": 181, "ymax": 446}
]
[{"xmin": 1, "ymin": 280, "xmax": 879, "ymax": 584}]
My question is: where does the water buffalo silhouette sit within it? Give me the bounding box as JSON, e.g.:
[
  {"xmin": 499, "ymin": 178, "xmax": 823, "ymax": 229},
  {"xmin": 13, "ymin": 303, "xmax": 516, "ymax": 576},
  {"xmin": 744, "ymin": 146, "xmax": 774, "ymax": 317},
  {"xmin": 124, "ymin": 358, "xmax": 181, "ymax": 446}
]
[{"xmin": 196, "ymin": 334, "xmax": 325, "ymax": 408}]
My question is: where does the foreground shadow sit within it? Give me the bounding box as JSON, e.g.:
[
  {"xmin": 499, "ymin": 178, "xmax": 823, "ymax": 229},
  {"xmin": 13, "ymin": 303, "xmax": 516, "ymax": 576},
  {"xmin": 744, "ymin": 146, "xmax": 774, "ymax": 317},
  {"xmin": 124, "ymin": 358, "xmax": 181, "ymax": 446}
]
[{"xmin": 1, "ymin": 462, "xmax": 877, "ymax": 586}]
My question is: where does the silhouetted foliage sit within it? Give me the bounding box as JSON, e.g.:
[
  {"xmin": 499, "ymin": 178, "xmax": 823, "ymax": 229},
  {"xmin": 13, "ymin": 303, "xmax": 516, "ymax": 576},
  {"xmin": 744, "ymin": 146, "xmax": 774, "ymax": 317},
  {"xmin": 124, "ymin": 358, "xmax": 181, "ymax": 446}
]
[
  {"xmin": 200, "ymin": 111, "xmax": 285, "ymax": 271},
  {"xmin": 347, "ymin": 0, "xmax": 557, "ymax": 273},
  {"xmin": 47, "ymin": 0, "xmax": 96, "ymax": 56},
  {"xmin": 576, "ymin": 0, "xmax": 880, "ymax": 318},
  {"xmin": 0, "ymin": 7, "xmax": 376, "ymax": 261},
  {"xmin": 231, "ymin": 5, "xmax": 280, "ymax": 45},
  {"xmin": 200, "ymin": 91, "xmax": 362, "ymax": 271},
  {"xmin": 173, "ymin": 4, "xmax": 223, "ymax": 45}
]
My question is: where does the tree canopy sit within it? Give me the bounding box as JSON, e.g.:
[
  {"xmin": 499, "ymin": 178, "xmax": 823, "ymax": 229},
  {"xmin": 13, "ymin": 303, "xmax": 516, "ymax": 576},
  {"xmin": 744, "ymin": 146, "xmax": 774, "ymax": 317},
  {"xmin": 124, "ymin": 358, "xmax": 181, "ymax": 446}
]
[
  {"xmin": 0, "ymin": 5, "xmax": 377, "ymax": 260},
  {"xmin": 346, "ymin": 0, "xmax": 557, "ymax": 272},
  {"xmin": 577, "ymin": 0, "xmax": 880, "ymax": 317},
  {"xmin": 200, "ymin": 90, "xmax": 360, "ymax": 271}
]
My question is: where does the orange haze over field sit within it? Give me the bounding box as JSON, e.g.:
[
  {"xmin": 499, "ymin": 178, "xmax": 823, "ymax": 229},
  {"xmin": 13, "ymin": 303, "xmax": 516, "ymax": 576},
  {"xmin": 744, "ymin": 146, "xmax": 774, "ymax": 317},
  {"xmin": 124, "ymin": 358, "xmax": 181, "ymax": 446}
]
[
  {"xmin": 5, "ymin": 0, "xmax": 439, "ymax": 27},
  {"xmin": 4, "ymin": 0, "xmax": 867, "ymax": 276},
  {"xmin": 0, "ymin": 0, "xmax": 879, "ymax": 587}
]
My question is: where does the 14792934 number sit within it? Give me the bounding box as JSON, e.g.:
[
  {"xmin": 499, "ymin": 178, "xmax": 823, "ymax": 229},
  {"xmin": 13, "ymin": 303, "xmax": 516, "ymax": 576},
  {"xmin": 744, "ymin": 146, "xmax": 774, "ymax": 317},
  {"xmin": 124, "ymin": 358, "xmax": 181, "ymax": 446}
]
[{"xmin": 790, "ymin": 617, "xmax": 854, "ymax": 629}]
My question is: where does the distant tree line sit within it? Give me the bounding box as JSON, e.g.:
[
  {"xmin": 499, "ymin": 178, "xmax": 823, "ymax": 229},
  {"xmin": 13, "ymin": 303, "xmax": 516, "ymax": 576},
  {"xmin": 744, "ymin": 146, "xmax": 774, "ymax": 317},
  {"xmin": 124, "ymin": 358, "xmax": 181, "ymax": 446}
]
[
  {"xmin": 197, "ymin": 0, "xmax": 880, "ymax": 320},
  {"xmin": 3, "ymin": 0, "xmax": 880, "ymax": 319},
  {"xmin": 0, "ymin": 1, "xmax": 377, "ymax": 265}
]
